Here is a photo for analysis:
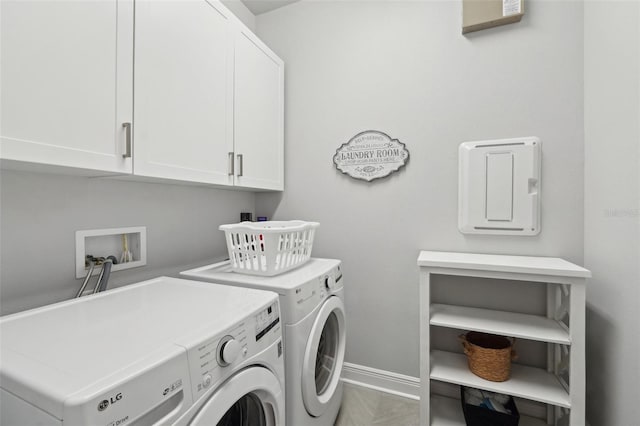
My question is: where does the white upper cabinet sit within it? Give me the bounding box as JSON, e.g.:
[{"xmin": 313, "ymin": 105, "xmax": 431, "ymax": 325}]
[
  {"xmin": 133, "ymin": 0, "xmax": 234, "ymax": 185},
  {"xmin": 233, "ymin": 29, "xmax": 285, "ymax": 191},
  {"xmin": 0, "ymin": 0, "xmax": 283, "ymax": 191},
  {"xmin": 0, "ymin": 0, "xmax": 133, "ymax": 174}
]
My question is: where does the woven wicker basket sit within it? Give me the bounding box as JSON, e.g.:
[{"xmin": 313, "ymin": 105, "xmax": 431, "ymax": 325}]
[{"xmin": 459, "ymin": 332, "xmax": 517, "ymax": 382}]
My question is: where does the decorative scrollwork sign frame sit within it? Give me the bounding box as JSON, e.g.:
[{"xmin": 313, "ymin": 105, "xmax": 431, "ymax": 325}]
[{"xmin": 333, "ymin": 130, "xmax": 409, "ymax": 182}]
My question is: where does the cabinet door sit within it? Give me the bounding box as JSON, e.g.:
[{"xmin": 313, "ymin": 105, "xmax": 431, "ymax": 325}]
[
  {"xmin": 233, "ymin": 30, "xmax": 284, "ymax": 191},
  {"xmin": 0, "ymin": 0, "xmax": 133, "ymax": 173},
  {"xmin": 133, "ymin": 0, "xmax": 234, "ymax": 185}
]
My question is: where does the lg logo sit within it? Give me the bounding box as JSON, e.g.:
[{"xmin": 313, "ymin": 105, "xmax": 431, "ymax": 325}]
[{"xmin": 97, "ymin": 393, "xmax": 123, "ymax": 411}]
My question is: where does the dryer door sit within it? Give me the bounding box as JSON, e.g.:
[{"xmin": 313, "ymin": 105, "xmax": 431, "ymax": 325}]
[
  {"xmin": 189, "ymin": 367, "xmax": 283, "ymax": 426},
  {"xmin": 301, "ymin": 295, "xmax": 346, "ymax": 417}
]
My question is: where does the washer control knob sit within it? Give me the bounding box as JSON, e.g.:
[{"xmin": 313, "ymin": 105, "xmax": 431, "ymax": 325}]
[
  {"xmin": 324, "ymin": 275, "xmax": 335, "ymax": 290},
  {"xmin": 220, "ymin": 338, "xmax": 241, "ymax": 365},
  {"xmin": 203, "ymin": 374, "xmax": 212, "ymax": 388}
]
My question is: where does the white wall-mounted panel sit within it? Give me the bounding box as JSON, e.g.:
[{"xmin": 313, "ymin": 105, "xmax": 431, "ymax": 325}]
[{"xmin": 459, "ymin": 137, "xmax": 541, "ymax": 235}]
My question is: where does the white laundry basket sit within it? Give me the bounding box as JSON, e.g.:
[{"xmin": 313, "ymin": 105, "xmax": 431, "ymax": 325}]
[{"xmin": 220, "ymin": 220, "xmax": 319, "ymax": 276}]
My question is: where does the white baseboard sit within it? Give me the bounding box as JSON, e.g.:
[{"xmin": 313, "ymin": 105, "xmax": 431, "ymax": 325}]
[{"xmin": 340, "ymin": 362, "xmax": 420, "ymax": 401}]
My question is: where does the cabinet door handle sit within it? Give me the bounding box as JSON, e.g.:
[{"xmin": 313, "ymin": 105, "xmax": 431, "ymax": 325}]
[
  {"xmin": 228, "ymin": 152, "xmax": 235, "ymax": 176},
  {"xmin": 122, "ymin": 122, "xmax": 132, "ymax": 159},
  {"xmin": 237, "ymin": 154, "xmax": 243, "ymax": 177}
]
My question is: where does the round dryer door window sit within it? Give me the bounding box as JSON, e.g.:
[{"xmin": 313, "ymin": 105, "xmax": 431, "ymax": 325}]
[
  {"xmin": 189, "ymin": 367, "xmax": 284, "ymax": 426},
  {"xmin": 301, "ymin": 296, "xmax": 346, "ymax": 417},
  {"xmin": 217, "ymin": 393, "xmax": 266, "ymax": 426}
]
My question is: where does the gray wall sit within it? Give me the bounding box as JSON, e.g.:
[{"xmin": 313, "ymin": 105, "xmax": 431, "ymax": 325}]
[
  {"xmin": 255, "ymin": 0, "xmax": 585, "ymax": 377},
  {"xmin": 0, "ymin": 170, "xmax": 254, "ymax": 315},
  {"xmin": 584, "ymin": 2, "xmax": 640, "ymax": 425}
]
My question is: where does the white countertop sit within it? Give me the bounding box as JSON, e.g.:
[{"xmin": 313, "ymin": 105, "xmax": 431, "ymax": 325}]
[{"xmin": 417, "ymin": 251, "xmax": 591, "ymax": 278}]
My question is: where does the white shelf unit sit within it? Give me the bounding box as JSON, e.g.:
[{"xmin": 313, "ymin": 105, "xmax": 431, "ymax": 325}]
[{"xmin": 418, "ymin": 251, "xmax": 590, "ymax": 426}]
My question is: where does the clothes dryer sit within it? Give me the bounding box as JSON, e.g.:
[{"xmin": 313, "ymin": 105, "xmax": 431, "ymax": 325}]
[
  {"xmin": 182, "ymin": 258, "xmax": 346, "ymax": 426},
  {"xmin": 0, "ymin": 277, "xmax": 285, "ymax": 426}
]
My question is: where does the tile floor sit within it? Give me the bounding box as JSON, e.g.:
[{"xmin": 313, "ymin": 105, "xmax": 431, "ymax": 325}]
[{"xmin": 334, "ymin": 382, "xmax": 420, "ymax": 426}]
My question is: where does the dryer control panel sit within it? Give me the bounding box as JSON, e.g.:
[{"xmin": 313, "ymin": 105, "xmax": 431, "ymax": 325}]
[
  {"xmin": 287, "ymin": 262, "xmax": 343, "ymax": 324},
  {"xmin": 181, "ymin": 300, "xmax": 281, "ymax": 402}
]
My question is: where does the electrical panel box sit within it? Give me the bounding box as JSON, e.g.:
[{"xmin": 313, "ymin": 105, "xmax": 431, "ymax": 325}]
[
  {"xmin": 458, "ymin": 137, "xmax": 540, "ymax": 235},
  {"xmin": 462, "ymin": 0, "xmax": 524, "ymax": 34}
]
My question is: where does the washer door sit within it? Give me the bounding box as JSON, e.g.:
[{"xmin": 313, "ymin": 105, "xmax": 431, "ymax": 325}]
[
  {"xmin": 189, "ymin": 367, "xmax": 283, "ymax": 426},
  {"xmin": 301, "ymin": 296, "xmax": 346, "ymax": 417}
]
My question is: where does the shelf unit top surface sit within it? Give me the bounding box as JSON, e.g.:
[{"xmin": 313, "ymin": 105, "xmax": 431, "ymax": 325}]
[
  {"xmin": 417, "ymin": 251, "xmax": 591, "ymax": 278},
  {"xmin": 430, "ymin": 304, "xmax": 571, "ymax": 344},
  {"xmin": 430, "ymin": 350, "xmax": 571, "ymax": 408},
  {"xmin": 431, "ymin": 394, "xmax": 548, "ymax": 426}
]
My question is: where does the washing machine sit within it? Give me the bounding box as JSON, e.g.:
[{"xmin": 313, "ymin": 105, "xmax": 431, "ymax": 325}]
[
  {"xmin": 0, "ymin": 276, "xmax": 285, "ymax": 426},
  {"xmin": 181, "ymin": 258, "xmax": 346, "ymax": 426}
]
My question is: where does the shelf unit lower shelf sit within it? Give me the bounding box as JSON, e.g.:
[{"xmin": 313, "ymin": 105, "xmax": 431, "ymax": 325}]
[
  {"xmin": 432, "ymin": 394, "xmax": 548, "ymax": 426},
  {"xmin": 430, "ymin": 350, "xmax": 570, "ymax": 408}
]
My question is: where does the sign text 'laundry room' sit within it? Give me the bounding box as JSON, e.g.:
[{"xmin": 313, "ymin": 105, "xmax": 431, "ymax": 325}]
[{"xmin": 333, "ymin": 131, "xmax": 409, "ymax": 182}]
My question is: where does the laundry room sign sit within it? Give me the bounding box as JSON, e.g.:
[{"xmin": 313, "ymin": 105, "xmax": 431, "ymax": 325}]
[{"xmin": 333, "ymin": 131, "xmax": 409, "ymax": 182}]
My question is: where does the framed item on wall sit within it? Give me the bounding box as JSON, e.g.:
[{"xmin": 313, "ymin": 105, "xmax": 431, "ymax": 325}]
[{"xmin": 333, "ymin": 130, "xmax": 409, "ymax": 182}]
